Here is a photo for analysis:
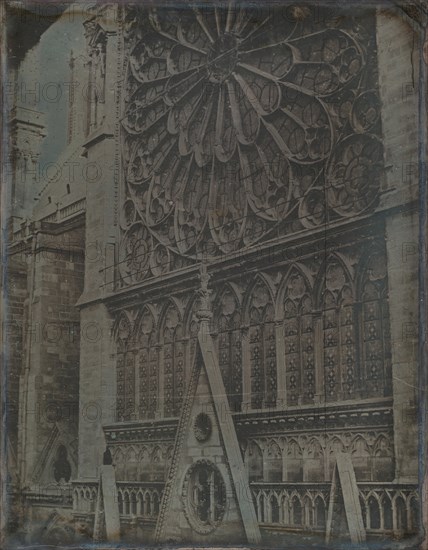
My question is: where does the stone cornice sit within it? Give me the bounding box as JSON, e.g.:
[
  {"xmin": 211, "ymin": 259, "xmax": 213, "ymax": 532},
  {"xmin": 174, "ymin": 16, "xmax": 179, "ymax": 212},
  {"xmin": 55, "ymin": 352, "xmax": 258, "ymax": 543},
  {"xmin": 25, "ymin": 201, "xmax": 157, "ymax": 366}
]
[
  {"xmin": 7, "ymin": 212, "xmax": 85, "ymax": 256},
  {"xmin": 97, "ymin": 202, "xmax": 417, "ymax": 313},
  {"xmin": 102, "ymin": 398, "xmax": 393, "ymax": 444},
  {"xmin": 234, "ymin": 399, "xmax": 394, "ymax": 435},
  {"xmin": 103, "ymin": 418, "xmax": 179, "ymax": 444}
]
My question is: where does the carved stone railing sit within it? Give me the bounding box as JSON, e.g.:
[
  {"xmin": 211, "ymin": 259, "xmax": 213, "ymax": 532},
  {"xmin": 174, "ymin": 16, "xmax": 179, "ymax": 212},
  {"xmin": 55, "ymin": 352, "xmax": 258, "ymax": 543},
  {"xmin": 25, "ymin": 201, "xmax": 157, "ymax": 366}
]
[
  {"xmin": 60, "ymin": 198, "xmax": 86, "ymax": 219},
  {"xmin": 72, "ymin": 479, "xmax": 419, "ymax": 537},
  {"xmin": 72, "ymin": 480, "xmax": 98, "ymax": 515},
  {"xmin": 251, "ymin": 482, "xmax": 419, "ymax": 535},
  {"xmin": 116, "ymin": 481, "xmax": 164, "ymax": 520},
  {"xmin": 22, "ymin": 484, "xmax": 73, "ymax": 507},
  {"xmin": 72, "ymin": 480, "xmax": 164, "ymax": 521},
  {"xmin": 357, "ymin": 482, "xmax": 419, "ymax": 534},
  {"xmin": 39, "ymin": 198, "xmax": 87, "ymax": 224}
]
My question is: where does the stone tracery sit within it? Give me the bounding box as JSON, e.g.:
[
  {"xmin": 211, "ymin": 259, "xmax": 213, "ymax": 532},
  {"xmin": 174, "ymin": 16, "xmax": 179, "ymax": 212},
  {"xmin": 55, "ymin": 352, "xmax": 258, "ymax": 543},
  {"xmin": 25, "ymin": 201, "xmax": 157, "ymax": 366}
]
[
  {"xmin": 247, "ymin": 278, "xmax": 277, "ymax": 409},
  {"xmin": 114, "ymin": 242, "xmax": 392, "ymax": 419},
  {"xmin": 108, "ymin": 5, "xmax": 412, "ymax": 538},
  {"xmin": 137, "ymin": 308, "xmax": 159, "ymax": 419},
  {"xmin": 213, "ymin": 285, "xmax": 243, "ymax": 412},
  {"xmin": 119, "ymin": 5, "xmax": 384, "ymax": 286},
  {"xmin": 282, "ymin": 268, "xmax": 315, "ymax": 406}
]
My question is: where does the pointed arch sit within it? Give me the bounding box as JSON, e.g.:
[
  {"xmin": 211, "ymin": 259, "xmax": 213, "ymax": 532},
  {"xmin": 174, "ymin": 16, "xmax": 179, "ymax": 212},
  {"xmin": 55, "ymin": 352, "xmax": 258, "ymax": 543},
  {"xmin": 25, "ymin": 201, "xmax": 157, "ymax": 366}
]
[
  {"xmin": 212, "ymin": 283, "xmax": 243, "ymax": 411},
  {"xmin": 276, "ymin": 263, "xmax": 313, "ymax": 316},
  {"xmin": 314, "ymin": 495, "xmax": 326, "ymax": 529},
  {"xmin": 136, "ymin": 306, "xmax": 159, "ymax": 419},
  {"xmin": 368, "ymin": 493, "xmax": 381, "ymax": 529},
  {"xmin": 245, "ymin": 440, "xmax": 263, "ymax": 482},
  {"xmin": 304, "ymin": 438, "xmax": 325, "ymax": 482},
  {"xmin": 265, "ymin": 440, "xmax": 282, "ymax": 482},
  {"xmin": 144, "ymin": 491, "xmax": 152, "ymax": 516},
  {"xmin": 134, "ymin": 303, "xmax": 158, "ymax": 336},
  {"xmin": 350, "ymin": 436, "xmax": 371, "ymax": 481},
  {"xmin": 252, "ymin": 491, "xmax": 259, "ymax": 521},
  {"xmin": 315, "ymin": 253, "xmax": 354, "ymax": 306},
  {"xmin": 124, "ymin": 491, "xmax": 130, "ymax": 515},
  {"xmin": 125, "ymin": 447, "xmax": 138, "ymax": 481},
  {"xmin": 358, "ymin": 249, "xmax": 392, "ymax": 398},
  {"xmin": 394, "ymin": 494, "xmax": 407, "ymax": 532},
  {"xmin": 114, "ymin": 449, "xmax": 125, "ymax": 481},
  {"xmin": 302, "ymin": 493, "xmax": 314, "ymax": 527},
  {"xmin": 316, "ymin": 254, "xmax": 357, "ymax": 402},
  {"xmin": 153, "ymin": 490, "xmax": 160, "ymax": 516},
  {"xmin": 151, "ymin": 446, "xmax": 165, "ymax": 481},
  {"xmin": 327, "ymin": 436, "xmax": 345, "ymax": 479},
  {"xmin": 281, "ymin": 492, "xmax": 290, "ymax": 524},
  {"xmin": 159, "ymin": 300, "xmax": 185, "ymax": 417},
  {"xmin": 242, "ymin": 273, "xmax": 276, "ymax": 321},
  {"xmin": 408, "ymin": 495, "xmax": 419, "ymax": 533},
  {"xmin": 118, "ymin": 491, "xmax": 124, "ymax": 515},
  {"xmin": 269, "ymin": 493, "xmax": 280, "ymax": 524},
  {"xmin": 113, "ymin": 311, "xmax": 133, "ymax": 352},
  {"xmin": 51, "ymin": 443, "xmax": 72, "ymax": 484},
  {"xmin": 244, "ymin": 275, "xmax": 277, "ymax": 409},
  {"xmin": 281, "ymin": 265, "xmax": 316, "ymax": 406},
  {"xmin": 373, "ymin": 434, "xmax": 394, "ymax": 481},
  {"xmin": 290, "ymin": 493, "xmax": 303, "ymax": 526},
  {"xmin": 258, "ymin": 492, "xmax": 265, "ymax": 523},
  {"xmin": 285, "ymin": 440, "xmax": 303, "ymax": 482},
  {"xmin": 137, "ymin": 490, "xmax": 144, "ymax": 515},
  {"xmin": 114, "ymin": 311, "xmax": 135, "ymax": 421},
  {"xmin": 138, "ymin": 446, "xmax": 151, "ymax": 481},
  {"xmin": 382, "ymin": 493, "xmax": 393, "ymax": 530},
  {"xmin": 130, "ymin": 491, "xmax": 137, "ymax": 515},
  {"xmin": 359, "ymin": 494, "xmax": 368, "ymax": 528}
]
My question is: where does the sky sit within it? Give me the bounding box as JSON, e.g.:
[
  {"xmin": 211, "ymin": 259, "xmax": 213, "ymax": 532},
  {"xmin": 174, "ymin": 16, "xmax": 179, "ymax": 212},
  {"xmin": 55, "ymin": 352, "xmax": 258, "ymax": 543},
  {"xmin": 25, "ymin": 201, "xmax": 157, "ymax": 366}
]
[{"xmin": 18, "ymin": 6, "xmax": 89, "ymax": 167}]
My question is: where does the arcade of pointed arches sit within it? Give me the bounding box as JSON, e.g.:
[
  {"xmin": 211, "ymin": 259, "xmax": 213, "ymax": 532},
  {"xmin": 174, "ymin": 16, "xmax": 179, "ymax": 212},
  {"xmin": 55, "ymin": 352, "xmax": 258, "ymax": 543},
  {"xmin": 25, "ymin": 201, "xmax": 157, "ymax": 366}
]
[
  {"xmin": 114, "ymin": 248, "xmax": 391, "ymax": 421},
  {"xmin": 105, "ymin": 432, "xmax": 394, "ymax": 485},
  {"xmin": 251, "ymin": 487, "xmax": 419, "ymax": 534},
  {"xmin": 73, "ymin": 482, "xmax": 418, "ymax": 535}
]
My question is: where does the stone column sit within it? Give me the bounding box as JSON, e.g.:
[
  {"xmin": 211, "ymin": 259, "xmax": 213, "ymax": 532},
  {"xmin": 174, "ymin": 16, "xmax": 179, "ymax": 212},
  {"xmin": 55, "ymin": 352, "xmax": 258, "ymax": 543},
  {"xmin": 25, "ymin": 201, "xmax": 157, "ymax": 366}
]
[
  {"xmin": 376, "ymin": 9, "xmax": 421, "ymax": 483},
  {"xmin": 385, "ymin": 210, "xmax": 419, "ymax": 482},
  {"xmin": 9, "ymin": 107, "xmax": 46, "ymax": 221},
  {"xmin": 156, "ymin": 345, "xmax": 164, "ymax": 419},
  {"xmin": 77, "ymin": 6, "xmax": 121, "ymax": 481},
  {"xmin": 275, "ymin": 320, "xmax": 287, "ymax": 408},
  {"xmin": 241, "ymin": 325, "xmax": 251, "ymax": 412},
  {"xmin": 314, "ymin": 316, "xmax": 324, "ymax": 403}
]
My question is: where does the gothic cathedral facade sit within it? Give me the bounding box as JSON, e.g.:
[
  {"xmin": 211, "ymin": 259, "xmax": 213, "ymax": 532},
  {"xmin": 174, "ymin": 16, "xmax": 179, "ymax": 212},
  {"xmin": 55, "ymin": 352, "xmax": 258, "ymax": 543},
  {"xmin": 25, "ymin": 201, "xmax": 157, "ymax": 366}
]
[{"xmin": 4, "ymin": 2, "xmax": 426, "ymax": 547}]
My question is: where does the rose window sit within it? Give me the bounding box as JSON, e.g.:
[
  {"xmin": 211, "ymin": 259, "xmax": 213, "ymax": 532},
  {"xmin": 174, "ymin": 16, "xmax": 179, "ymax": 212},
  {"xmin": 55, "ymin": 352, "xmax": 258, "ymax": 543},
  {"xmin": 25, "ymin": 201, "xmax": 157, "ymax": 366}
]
[
  {"xmin": 120, "ymin": 5, "xmax": 383, "ymax": 285},
  {"xmin": 182, "ymin": 460, "xmax": 227, "ymax": 534},
  {"xmin": 194, "ymin": 413, "xmax": 213, "ymax": 442}
]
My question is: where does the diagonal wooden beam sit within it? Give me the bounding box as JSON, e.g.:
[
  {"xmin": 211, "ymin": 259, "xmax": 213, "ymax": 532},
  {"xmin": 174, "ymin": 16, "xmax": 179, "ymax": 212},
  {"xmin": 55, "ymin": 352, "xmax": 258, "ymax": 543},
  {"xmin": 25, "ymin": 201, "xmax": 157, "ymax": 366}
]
[{"xmin": 197, "ymin": 319, "xmax": 261, "ymax": 544}]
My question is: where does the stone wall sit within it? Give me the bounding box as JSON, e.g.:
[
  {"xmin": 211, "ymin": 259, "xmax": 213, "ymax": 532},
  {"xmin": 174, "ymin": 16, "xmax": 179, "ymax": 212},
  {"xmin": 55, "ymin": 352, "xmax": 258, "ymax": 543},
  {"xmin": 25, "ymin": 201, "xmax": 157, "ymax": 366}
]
[
  {"xmin": 4, "ymin": 251, "xmax": 28, "ymax": 464},
  {"xmin": 17, "ymin": 225, "xmax": 84, "ymax": 487},
  {"xmin": 376, "ymin": 8, "xmax": 421, "ymax": 483}
]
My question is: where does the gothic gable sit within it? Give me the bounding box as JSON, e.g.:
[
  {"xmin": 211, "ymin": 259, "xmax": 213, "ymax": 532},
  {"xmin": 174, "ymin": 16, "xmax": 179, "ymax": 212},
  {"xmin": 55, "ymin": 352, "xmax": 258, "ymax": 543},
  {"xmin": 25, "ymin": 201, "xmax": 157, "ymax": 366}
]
[{"xmin": 155, "ymin": 334, "xmax": 260, "ymax": 544}]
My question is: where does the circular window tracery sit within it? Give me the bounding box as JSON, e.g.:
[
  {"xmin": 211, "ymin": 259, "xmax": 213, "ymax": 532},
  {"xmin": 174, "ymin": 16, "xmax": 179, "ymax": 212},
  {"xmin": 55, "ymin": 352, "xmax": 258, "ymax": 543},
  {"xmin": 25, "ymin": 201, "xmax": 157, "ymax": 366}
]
[
  {"xmin": 182, "ymin": 459, "xmax": 227, "ymax": 534},
  {"xmin": 194, "ymin": 413, "xmax": 213, "ymax": 442},
  {"xmin": 120, "ymin": 6, "xmax": 383, "ymax": 285}
]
